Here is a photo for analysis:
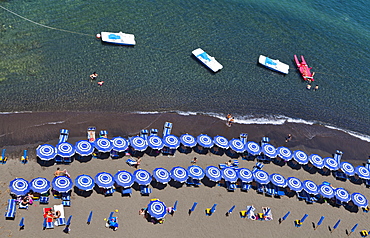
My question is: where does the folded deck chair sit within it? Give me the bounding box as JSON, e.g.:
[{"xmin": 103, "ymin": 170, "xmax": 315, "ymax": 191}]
[
  {"xmin": 61, "ymin": 193, "xmax": 71, "ymax": 207},
  {"xmin": 121, "ymin": 188, "xmax": 132, "ymax": 197},
  {"xmin": 20, "ymin": 150, "xmax": 28, "ymax": 164},
  {"xmin": 5, "ymin": 199, "xmax": 16, "ymax": 219},
  {"xmin": 59, "ymin": 129, "xmax": 69, "ymax": 143},
  {"xmin": 0, "ymin": 149, "xmax": 7, "ymax": 164},
  {"xmin": 140, "ymin": 129, "xmax": 149, "ymax": 140},
  {"xmin": 162, "ymin": 122, "xmax": 172, "ymax": 137},
  {"xmin": 140, "ymin": 185, "xmax": 152, "ymax": 196},
  {"xmin": 246, "ymin": 206, "xmax": 256, "ymax": 220},
  {"xmin": 54, "ymin": 204, "xmax": 66, "ymax": 226},
  {"xmin": 43, "ymin": 208, "xmax": 54, "ymax": 229}
]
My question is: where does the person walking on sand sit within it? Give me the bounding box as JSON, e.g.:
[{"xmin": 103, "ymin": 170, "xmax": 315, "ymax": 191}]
[
  {"xmin": 313, "ymin": 85, "xmax": 319, "ymax": 91},
  {"xmin": 227, "ymin": 117, "xmax": 234, "ymax": 127},
  {"xmin": 90, "ymin": 72, "xmax": 98, "ymax": 81},
  {"xmin": 285, "ymin": 134, "xmax": 292, "ymax": 143},
  {"xmin": 97, "ymin": 81, "xmax": 104, "ymax": 86}
]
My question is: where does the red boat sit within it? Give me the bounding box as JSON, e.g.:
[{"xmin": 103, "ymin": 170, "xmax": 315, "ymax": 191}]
[{"xmin": 294, "ymin": 55, "xmax": 315, "ymax": 82}]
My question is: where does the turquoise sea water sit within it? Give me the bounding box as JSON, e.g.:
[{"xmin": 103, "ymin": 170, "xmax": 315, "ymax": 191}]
[{"xmin": 0, "ymin": 0, "xmax": 369, "ymax": 136}]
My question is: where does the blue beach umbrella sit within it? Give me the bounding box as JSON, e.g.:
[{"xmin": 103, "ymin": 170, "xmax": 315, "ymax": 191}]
[
  {"xmin": 114, "ymin": 171, "xmax": 134, "ymax": 188},
  {"xmin": 196, "ymin": 134, "xmax": 214, "ymax": 148},
  {"xmin": 75, "ymin": 140, "xmax": 94, "ymax": 156},
  {"xmin": 293, "ymin": 150, "xmax": 308, "ymax": 164},
  {"xmin": 133, "ymin": 169, "xmax": 152, "ymax": 185},
  {"xmin": 351, "ymin": 192, "xmax": 368, "ymax": 207},
  {"xmin": 276, "ymin": 147, "xmax": 293, "ymax": 161},
  {"xmin": 269, "ymin": 173, "xmax": 287, "ymax": 187},
  {"xmin": 75, "ymin": 174, "xmax": 95, "ymax": 191},
  {"xmin": 261, "ymin": 144, "xmax": 277, "ymax": 158},
  {"xmin": 170, "ymin": 166, "xmax": 189, "ymax": 183},
  {"xmin": 237, "ymin": 168, "xmax": 253, "ymax": 183},
  {"xmin": 324, "ymin": 157, "xmax": 339, "ymax": 170},
  {"xmin": 110, "ymin": 137, "xmax": 129, "ymax": 152},
  {"xmin": 339, "ymin": 162, "xmax": 355, "ymax": 176},
  {"xmin": 180, "ymin": 134, "xmax": 197, "ymax": 147},
  {"xmin": 52, "ymin": 176, "xmax": 73, "ymax": 193},
  {"xmin": 95, "ymin": 172, "xmax": 114, "ymax": 189},
  {"xmin": 308, "ymin": 154, "xmax": 324, "ymax": 169},
  {"xmin": 334, "ymin": 188, "xmax": 351, "ymax": 203},
  {"xmin": 253, "ymin": 170, "xmax": 270, "ymax": 184},
  {"xmin": 286, "ymin": 177, "xmax": 303, "ymax": 192},
  {"xmin": 36, "ymin": 144, "xmax": 57, "ymax": 160},
  {"xmin": 29, "ymin": 177, "xmax": 50, "ymax": 194},
  {"xmin": 318, "ymin": 184, "xmax": 334, "ymax": 198},
  {"xmin": 94, "ymin": 138, "xmax": 113, "ymax": 153},
  {"xmin": 9, "ymin": 178, "xmax": 30, "ymax": 196},
  {"xmin": 56, "ymin": 142, "xmax": 75, "ymax": 157},
  {"xmin": 147, "ymin": 135, "xmax": 164, "ymax": 150},
  {"xmin": 222, "ymin": 168, "xmax": 238, "ymax": 183},
  {"xmin": 152, "ymin": 168, "xmax": 171, "ymax": 184},
  {"xmin": 147, "ymin": 200, "xmax": 167, "ymax": 219},
  {"xmin": 129, "ymin": 136, "xmax": 148, "ymax": 152},
  {"xmin": 355, "ymin": 166, "xmax": 370, "ymax": 179},
  {"xmin": 163, "ymin": 135, "xmax": 180, "ymax": 149},
  {"xmin": 302, "ymin": 180, "xmax": 318, "ymax": 195},
  {"xmin": 229, "ymin": 139, "xmax": 246, "ymax": 153},
  {"xmin": 245, "ymin": 141, "xmax": 261, "ymax": 156},
  {"xmin": 213, "ymin": 135, "xmax": 229, "ymax": 149},
  {"xmin": 187, "ymin": 165, "xmax": 205, "ymax": 180},
  {"xmin": 205, "ymin": 166, "xmax": 222, "ymax": 182}
]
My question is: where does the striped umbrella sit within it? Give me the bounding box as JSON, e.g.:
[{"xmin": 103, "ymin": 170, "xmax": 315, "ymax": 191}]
[
  {"xmin": 187, "ymin": 165, "xmax": 205, "ymax": 180},
  {"xmin": 147, "ymin": 200, "xmax": 167, "ymax": 219},
  {"xmin": 253, "ymin": 170, "xmax": 270, "ymax": 184},
  {"xmin": 229, "ymin": 139, "xmax": 246, "ymax": 153},
  {"xmin": 163, "ymin": 135, "xmax": 180, "ymax": 149},
  {"xmin": 29, "ymin": 177, "xmax": 50, "ymax": 194},
  {"xmin": 293, "ymin": 150, "xmax": 308, "ymax": 164},
  {"xmin": 114, "ymin": 171, "xmax": 134, "ymax": 188},
  {"xmin": 170, "ymin": 166, "xmax": 189, "ymax": 183},
  {"xmin": 205, "ymin": 166, "xmax": 222, "ymax": 182},
  {"xmin": 222, "ymin": 168, "xmax": 238, "ymax": 183},
  {"xmin": 308, "ymin": 154, "xmax": 324, "ymax": 169},
  {"xmin": 75, "ymin": 140, "xmax": 94, "ymax": 156},
  {"xmin": 147, "ymin": 135, "xmax": 164, "ymax": 150},
  {"xmin": 334, "ymin": 188, "xmax": 351, "ymax": 203},
  {"xmin": 318, "ymin": 184, "xmax": 334, "ymax": 198},
  {"xmin": 277, "ymin": 147, "xmax": 293, "ymax": 161},
  {"xmin": 129, "ymin": 136, "xmax": 148, "ymax": 151},
  {"xmin": 36, "ymin": 144, "xmax": 57, "ymax": 160},
  {"xmin": 94, "ymin": 138, "xmax": 113, "ymax": 153},
  {"xmin": 237, "ymin": 168, "xmax": 253, "ymax": 183},
  {"xmin": 269, "ymin": 173, "xmax": 287, "ymax": 187},
  {"xmin": 110, "ymin": 137, "xmax": 129, "ymax": 152},
  {"xmin": 351, "ymin": 193, "xmax": 368, "ymax": 207},
  {"xmin": 75, "ymin": 174, "xmax": 95, "ymax": 191},
  {"xmin": 52, "ymin": 176, "xmax": 73, "ymax": 193},
  {"xmin": 324, "ymin": 157, "xmax": 339, "ymax": 170},
  {"xmin": 213, "ymin": 135, "xmax": 229, "ymax": 149},
  {"xmin": 180, "ymin": 134, "xmax": 197, "ymax": 147},
  {"xmin": 133, "ymin": 169, "xmax": 152, "ymax": 185},
  {"xmin": 152, "ymin": 168, "xmax": 171, "ymax": 184},
  {"xmin": 95, "ymin": 172, "xmax": 114, "ymax": 189},
  {"xmin": 9, "ymin": 178, "xmax": 30, "ymax": 196},
  {"xmin": 302, "ymin": 180, "xmax": 318, "ymax": 194},
  {"xmin": 196, "ymin": 134, "xmax": 214, "ymax": 148},
  {"xmin": 261, "ymin": 144, "xmax": 277, "ymax": 158},
  {"xmin": 339, "ymin": 162, "xmax": 355, "ymax": 176},
  {"xmin": 245, "ymin": 141, "xmax": 261, "ymax": 156},
  {"xmin": 286, "ymin": 177, "xmax": 303, "ymax": 192},
  {"xmin": 56, "ymin": 142, "xmax": 75, "ymax": 157},
  {"xmin": 355, "ymin": 166, "xmax": 370, "ymax": 179}
]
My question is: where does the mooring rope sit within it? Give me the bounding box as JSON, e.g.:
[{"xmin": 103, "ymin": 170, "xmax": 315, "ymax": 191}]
[{"xmin": 0, "ymin": 5, "xmax": 94, "ymax": 37}]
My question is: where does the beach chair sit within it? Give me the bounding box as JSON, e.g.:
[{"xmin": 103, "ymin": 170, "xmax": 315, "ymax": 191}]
[
  {"xmin": 150, "ymin": 128, "xmax": 158, "ymax": 136},
  {"xmin": 64, "ymin": 156, "xmax": 72, "ymax": 164},
  {"xmin": 163, "ymin": 122, "xmax": 172, "ymax": 137},
  {"xmin": 55, "ymin": 156, "xmax": 63, "ymax": 163},
  {"xmin": 126, "ymin": 158, "xmax": 137, "ymax": 166},
  {"xmin": 226, "ymin": 181, "xmax": 236, "ymax": 191},
  {"xmin": 43, "ymin": 208, "xmax": 54, "ymax": 229},
  {"xmin": 275, "ymin": 185, "xmax": 286, "ymax": 197},
  {"xmin": 104, "ymin": 188, "xmax": 115, "ymax": 196},
  {"xmin": 140, "ymin": 129, "xmax": 149, "ymax": 140},
  {"xmin": 265, "ymin": 183, "xmax": 276, "ymax": 196},
  {"xmin": 140, "ymin": 185, "xmax": 152, "ymax": 196},
  {"xmin": 59, "ymin": 129, "xmax": 69, "ymax": 143},
  {"xmin": 256, "ymin": 183, "xmax": 265, "ymax": 194},
  {"xmin": 5, "ymin": 199, "xmax": 16, "ymax": 219},
  {"xmin": 0, "ymin": 149, "xmax": 7, "ymax": 164},
  {"xmin": 360, "ymin": 230, "xmax": 369, "ymax": 237},
  {"xmin": 54, "ymin": 204, "xmax": 66, "ymax": 226},
  {"xmin": 240, "ymin": 210, "xmax": 247, "ymax": 218},
  {"xmin": 20, "ymin": 150, "xmax": 28, "ymax": 164},
  {"xmin": 87, "ymin": 127, "xmax": 96, "ymax": 142},
  {"xmin": 241, "ymin": 182, "xmax": 251, "ymax": 192},
  {"xmin": 121, "ymin": 188, "xmax": 132, "ymax": 197},
  {"xmin": 99, "ymin": 130, "xmax": 108, "ymax": 138}
]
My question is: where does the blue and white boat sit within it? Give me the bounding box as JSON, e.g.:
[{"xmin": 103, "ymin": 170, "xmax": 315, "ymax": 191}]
[
  {"xmin": 192, "ymin": 48, "xmax": 223, "ymax": 72},
  {"xmin": 258, "ymin": 55, "xmax": 289, "ymax": 74},
  {"xmin": 99, "ymin": 32, "xmax": 136, "ymax": 46}
]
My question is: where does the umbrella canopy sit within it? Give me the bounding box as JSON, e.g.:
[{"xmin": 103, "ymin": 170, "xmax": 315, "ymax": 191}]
[
  {"xmin": 56, "ymin": 142, "xmax": 75, "ymax": 157},
  {"xmin": 229, "ymin": 139, "xmax": 246, "ymax": 153},
  {"xmin": 261, "ymin": 144, "xmax": 277, "ymax": 158},
  {"xmin": 253, "ymin": 170, "xmax": 270, "ymax": 184},
  {"xmin": 147, "ymin": 200, "xmax": 167, "ymax": 219},
  {"xmin": 286, "ymin": 177, "xmax": 303, "ymax": 192},
  {"xmin": 222, "ymin": 168, "xmax": 238, "ymax": 183},
  {"xmin": 245, "ymin": 141, "xmax": 261, "ymax": 156},
  {"xmin": 52, "ymin": 176, "xmax": 73, "ymax": 193},
  {"xmin": 308, "ymin": 154, "xmax": 324, "ymax": 169},
  {"xmin": 95, "ymin": 172, "xmax": 115, "ymax": 189},
  {"xmin": 324, "ymin": 157, "xmax": 339, "ymax": 170},
  {"xmin": 133, "ymin": 169, "xmax": 152, "ymax": 185},
  {"xmin": 318, "ymin": 184, "xmax": 334, "ymax": 198},
  {"xmin": 36, "ymin": 144, "xmax": 57, "ymax": 160},
  {"xmin": 237, "ymin": 168, "xmax": 253, "ymax": 183},
  {"xmin": 293, "ymin": 150, "xmax": 308, "ymax": 164},
  {"xmin": 302, "ymin": 180, "xmax": 318, "ymax": 194},
  {"xmin": 269, "ymin": 173, "xmax": 287, "ymax": 187},
  {"xmin": 196, "ymin": 134, "xmax": 214, "ymax": 148},
  {"xmin": 111, "ymin": 137, "xmax": 129, "ymax": 152},
  {"xmin": 152, "ymin": 168, "xmax": 171, "ymax": 184},
  {"xmin": 355, "ymin": 166, "xmax": 370, "ymax": 179},
  {"xmin": 213, "ymin": 135, "xmax": 229, "ymax": 149},
  {"xmin": 205, "ymin": 166, "xmax": 222, "ymax": 182},
  {"xmin": 147, "ymin": 135, "xmax": 164, "ymax": 150},
  {"xmin": 129, "ymin": 136, "xmax": 148, "ymax": 152},
  {"xmin": 94, "ymin": 138, "xmax": 113, "ymax": 153},
  {"xmin": 339, "ymin": 162, "xmax": 355, "ymax": 176},
  {"xmin": 29, "ymin": 177, "xmax": 50, "ymax": 194},
  {"xmin": 9, "ymin": 178, "xmax": 30, "ymax": 196},
  {"xmin": 334, "ymin": 188, "xmax": 351, "ymax": 203},
  {"xmin": 187, "ymin": 165, "xmax": 205, "ymax": 180},
  {"xmin": 277, "ymin": 147, "xmax": 293, "ymax": 161},
  {"xmin": 114, "ymin": 171, "xmax": 134, "ymax": 188},
  {"xmin": 170, "ymin": 166, "xmax": 189, "ymax": 183},
  {"xmin": 75, "ymin": 174, "xmax": 95, "ymax": 191},
  {"xmin": 163, "ymin": 135, "xmax": 180, "ymax": 149},
  {"xmin": 351, "ymin": 193, "xmax": 368, "ymax": 207},
  {"xmin": 75, "ymin": 140, "xmax": 94, "ymax": 156},
  {"xmin": 180, "ymin": 134, "xmax": 197, "ymax": 147}
]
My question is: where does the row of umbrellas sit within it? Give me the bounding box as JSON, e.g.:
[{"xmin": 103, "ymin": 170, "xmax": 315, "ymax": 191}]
[{"xmin": 9, "ymin": 166, "xmax": 368, "ymax": 207}]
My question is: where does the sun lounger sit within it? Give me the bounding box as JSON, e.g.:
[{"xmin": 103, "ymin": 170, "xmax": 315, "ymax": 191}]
[
  {"xmin": 20, "ymin": 150, "xmax": 28, "ymax": 164},
  {"xmin": 43, "ymin": 208, "xmax": 54, "ymax": 229},
  {"xmin": 87, "ymin": 127, "xmax": 96, "ymax": 142},
  {"xmin": 121, "ymin": 188, "xmax": 132, "ymax": 197},
  {"xmin": 219, "ymin": 163, "xmax": 228, "ymax": 169},
  {"xmin": 232, "ymin": 159, "xmax": 239, "ymax": 167},
  {"xmin": 256, "ymin": 183, "xmax": 265, "ymax": 194},
  {"xmin": 59, "ymin": 129, "xmax": 69, "ymax": 143},
  {"xmin": 163, "ymin": 122, "xmax": 172, "ymax": 137},
  {"xmin": 126, "ymin": 158, "xmax": 137, "ymax": 166},
  {"xmin": 5, "ymin": 199, "xmax": 16, "ymax": 219},
  {"xmin": 140, "ymin": 185, "xmax": 152, "ymax": 196},
  {"xmin": 0, "ymin": 149, "xmax": 7, "ymax": 164},
  {"xmin": 54, "ymin": 204, "xmax": 66, "ymax": 226},
  {"xmin": 150, "ymin": 129, "xmax": 158, "ymax": 136},
  {"xmin": 140, "ymin": 129, "xmax": 149, "ymax": 140},
  {"xmin": 61, "ymin": 193, "xmax": 71, "ymax": 207},
  {"xmin": 265, "ymin": 184, "xmax": 276, "ymax": 196}
]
